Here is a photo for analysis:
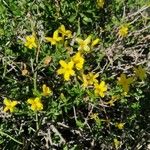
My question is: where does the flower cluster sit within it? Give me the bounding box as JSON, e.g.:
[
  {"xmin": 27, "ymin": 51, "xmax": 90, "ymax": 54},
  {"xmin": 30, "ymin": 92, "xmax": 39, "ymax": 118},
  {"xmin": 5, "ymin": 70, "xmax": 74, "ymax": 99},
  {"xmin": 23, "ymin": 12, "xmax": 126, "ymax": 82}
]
[
  {"xmin": 45, "ymin": 25, "xmax": 72, "ymax": 45},
  {"xmin": 81, "ymin": 72, "xmax": 99, "ymax": 87},
  {"xmin": 3, "ymin": 84, "xmax": 52, "ymax": 113},
  {"xmin": 50, "ymin": 27, "xmax": 107, "ymax": 97},
  {"xmin": 12, "ymin": 25, "xmax": 146, "ymax": 116},
  {"xmin": 118, "ymin": 65, "xmax": 146, "ymax": 94},
  {"xmin": 27, "ymin": 84, "xmax": 52, "ymax": 111}
]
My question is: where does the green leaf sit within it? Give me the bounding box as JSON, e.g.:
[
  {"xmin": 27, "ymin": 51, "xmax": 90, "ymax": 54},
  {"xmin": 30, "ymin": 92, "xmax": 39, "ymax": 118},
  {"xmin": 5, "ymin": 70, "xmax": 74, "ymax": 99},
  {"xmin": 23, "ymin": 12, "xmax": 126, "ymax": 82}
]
[{"xmin": 76, "ymin": 120, "xmax": 84, "ymax": 128}]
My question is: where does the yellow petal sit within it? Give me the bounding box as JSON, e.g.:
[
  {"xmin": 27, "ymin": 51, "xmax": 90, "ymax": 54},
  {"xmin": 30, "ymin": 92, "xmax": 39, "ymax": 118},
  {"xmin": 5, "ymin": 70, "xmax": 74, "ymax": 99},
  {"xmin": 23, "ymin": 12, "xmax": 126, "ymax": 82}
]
[
  {"xmin": 66, "ymin": 30, "xmax": 72, "ymax": 38},
  {"xmin": 76, "ymin": 38, "xmax": 83, "ymax": 44},
  {"xmin": 68, "ymin": 61, "xmax": 74, "ymax": 68},
  {"xmin": 57, "ymin": 68, "xmax": 65, "ymax": 75},
  {"xmin": 33, "ymin": 43, "xmax": 37, "ymax": 48},
  {"xmin": 59, "ymin": 25, "xmax": 65, "ymax": 32},
  {"xmin": 11, "ymin": 101, "xmax": 18, "ymax": 107},
  {"xmin": 42, "ymin": 84, "xmax": 46, "ymax": 91},
  {"xmin": 53, "ymin": 30, "xmax": 59, "ymax": 39},
  {"xmin": 127, "ymin": 77, "xmax": 134, "ymax": 84},
  {"xmin": 121, "ymin": 73, "xmax": 126, "ymax": 80},
  {"xmin": 114, "ymin": 138, "xmax": 120, "ymax": 149},
  {"xmin": 10, "ymin": 107, "xmax": 14, "ymax": 113},
  {"xmin": 4, "ymin": 107, "xmax": 9, "ymax": 112},
  {"xmin": 94, "ymin": 89, "xmax": 99, "ymax": 95},
  {"xmin": 70, "ymin": 70, "xmax": 75, "ymax": 75},
  {"xmin": 31, "ymin": 105, "xmax": 36, "ymax": 111},
  {"xmin": 24, "ymin": 42, "xmax": 29, "ymax": 47},
  {"xmin": 94, "ymin": 73, "xmax": 99, "ymax": 79},
  {"xmin": 84, "ymin": 45, "xmax": 90, "ymax": 52},
  {"xmin": 100, "ymin": 81, "xmax": 107, "ymax": 91},
  {"xmin": 92, "ymin": 38, "xmax": 100, "ymax": 46},
  {"xmin": 45, "ymin": 37, "xmax": 53, "ymax": 42},
  {"xmin": 30, "ymin": 36, "xmax": 35, "ymax": 42},
  {"xmin": 123, "ymin": 84, "xmax": 129, "ymax": 93},
  {"xmin": 59, "ymin": 60, "xmax": 67, "ymax": 68},
  {"xmin": 76, "ymin": 63, "xmax": 82, "ymax": 70},
  {"xmin": 36, "ymin": 103, "xmax": 43, "ymax": 110},
  {"xmin": 64, "ymin": 73, "xmax": 70, "ymax": 81},
  {"xmin": 3, "ymin": 98, "xmax": 10, "ymax": 105},
  {"xmin": 34, "ymin": 97, "xmax": 41, "ymax": 103},
  {"xmin": 100, "ymin": 81, "xmax": 105, "ymax": 86},
  {"xmin": 26, "ymin": 36, "xmax": 31, "ymax": 41},
  {"xmin": 42, "ymin": 84, "xmax": 52, "ymax": 96},
  {"xmin": 27, "ymin": 98, "xmax": 34, "ymax": 104},
  {"xmin": 100, "ymin": 92, "xmax": 105, "ymax": 97},
  {"xmin": 28, "ymin": 44, "xmax": 33, "ymax": 49},
  {"xmin": 84, "ymin": 35, "xmax": 92, "ymax": 44},
  {"xmin": 56, "ymin": 37, "xmax": 63, "ymax": 42}
]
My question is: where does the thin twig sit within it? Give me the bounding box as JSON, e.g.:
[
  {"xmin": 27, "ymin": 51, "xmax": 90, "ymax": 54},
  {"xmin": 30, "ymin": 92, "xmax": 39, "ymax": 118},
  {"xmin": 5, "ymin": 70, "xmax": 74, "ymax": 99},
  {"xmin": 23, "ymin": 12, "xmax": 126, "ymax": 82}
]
[
  {"xmin": 126, "ymin": 5, "xmax": 150, "ymax": 19},
  {"xmin": 50, "ymin": 125, "xmax": 66, "ymax": 144}
]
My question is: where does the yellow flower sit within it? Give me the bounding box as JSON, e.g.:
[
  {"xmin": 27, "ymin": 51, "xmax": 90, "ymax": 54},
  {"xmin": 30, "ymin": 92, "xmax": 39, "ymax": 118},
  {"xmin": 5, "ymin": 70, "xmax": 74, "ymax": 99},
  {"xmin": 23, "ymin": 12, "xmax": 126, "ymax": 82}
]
[
  {"xmin": 134, "ymin": 65, "xmax": 146, "ymax": 80},
  {"xmin": 90, "ymin": 113, "xmax": 99, "ymax": 120},
  {"xmin": 118, "ymin": 73, "xmax": 134, "ymax": 93},
  {"xmin": 27, "ymin": 97, "xmax": 43, "ymax": 111},
  {"xmin": 58, "ymin": 25, "xmax": 72, "ymax": 38},
  {"xmin": 90, "ymin": 113, "xmax": 102, "ymax": 125},
  {"xmin": 81, "ymin": 72, "xmax": 99, "ymax": 88},
  {"xmin": 94, "ymin": 81, "xmax": 107, "ymax": 97},
  {"xmin": 97, "ymin": 0, "xmax": 105, "ymax": 8},
  {"xmin": 81, "ymin": 74, "xmax": 89, "ymax": 88},
  {"xmin": 104, "ymin": 95, "xmax": 119, "ymax": 106},
  {"xmin": 113, "ymin": 138, "xmax": 120, "ymax": 149},
  {"xmin": 115, "ymin": 122, "xmax": 125, "ymax": 130},
  {"xmin": 76, "ymin": 35, "xmax": 91, "ymax": 52},
  {"xmin": 45, "ymin": 30, "xmax": 63, "ymax": 45},
  {"xmin": 91, "ymin": 38, "xmax": 100, "ymax": 47},
  {"xmin": 24, "ymin": 35, "xmax": 37, "ymax": 49},
  {"xmin": 57, "ymin": 60, "xmax": 75, "ymax": 81},
  {"xmin": 87, "ymin": 72, "xmax": 99, "ymax": 84},
  {"xmin": 3, "ymin": 98, "xmax": 18, "ymax": 113},
  {"xmin": 72, "ymin": 52, "xmax": 84, "ymax": 70},
  {"xmin": 42, "ymin": 84, "xmax": 53, "ymax": 96},
  {"xmin": 118, "ymin": 25, "xmax": 128, "ymax": 37}
]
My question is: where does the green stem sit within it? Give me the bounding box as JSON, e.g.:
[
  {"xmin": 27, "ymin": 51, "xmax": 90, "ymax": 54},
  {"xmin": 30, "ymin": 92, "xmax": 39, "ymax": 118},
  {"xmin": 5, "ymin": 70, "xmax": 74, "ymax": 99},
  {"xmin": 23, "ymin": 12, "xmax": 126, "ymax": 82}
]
[
  {"xmin": 33, "ymin": 71, "xmax": 37, "ymax": 91},
  {"xmin": 30, "ymin": 16, "xmax": 41, "ymax": 133},
  {"xmin": 0, "ymin": 130, "xmax": 23, "ymax": 145},
  {"xmin": 35, "ymin": 112, "xmax": 39, "ymax": 130}
]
